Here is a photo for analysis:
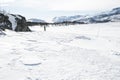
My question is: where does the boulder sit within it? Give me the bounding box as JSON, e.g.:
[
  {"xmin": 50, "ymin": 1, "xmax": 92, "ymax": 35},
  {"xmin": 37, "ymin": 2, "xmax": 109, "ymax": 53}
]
[{"xmin": 0, "ymin": 12, "xmax": 31, "ymax": 32}]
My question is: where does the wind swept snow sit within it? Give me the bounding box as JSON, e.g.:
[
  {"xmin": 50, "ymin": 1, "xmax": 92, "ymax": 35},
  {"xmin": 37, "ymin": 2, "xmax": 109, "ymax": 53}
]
[{"xmin": 0, "ymin": 22, "xmax": 120, "ymax": 80}]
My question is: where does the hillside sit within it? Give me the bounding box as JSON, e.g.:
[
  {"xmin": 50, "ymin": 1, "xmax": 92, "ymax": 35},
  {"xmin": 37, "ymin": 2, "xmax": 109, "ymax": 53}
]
[{"xmin": 53, "ymin": 7, "xmax": 120, "ymax": 23}]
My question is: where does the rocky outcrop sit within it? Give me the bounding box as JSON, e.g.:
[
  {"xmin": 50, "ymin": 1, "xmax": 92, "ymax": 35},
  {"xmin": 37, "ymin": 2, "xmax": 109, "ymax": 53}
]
[{"xmin": 0, "ymin": 12, "xmax": 31, "ymax": 32}]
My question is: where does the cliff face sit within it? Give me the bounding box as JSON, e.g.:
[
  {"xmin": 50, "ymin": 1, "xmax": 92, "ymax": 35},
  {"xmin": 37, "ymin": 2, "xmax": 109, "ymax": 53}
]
[{"xmin": 0, "ymin": 13, "xmax": 31, "ymax": 32}]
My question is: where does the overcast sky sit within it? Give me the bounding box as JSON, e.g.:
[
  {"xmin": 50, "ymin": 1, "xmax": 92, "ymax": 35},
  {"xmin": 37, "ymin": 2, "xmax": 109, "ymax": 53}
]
[{"xmin": 1, "ymin": 0, "xmax": 120, "ymax": 21}]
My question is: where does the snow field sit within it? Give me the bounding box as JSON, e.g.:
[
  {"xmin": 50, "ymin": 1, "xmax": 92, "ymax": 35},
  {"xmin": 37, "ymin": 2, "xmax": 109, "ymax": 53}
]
[{"xmin": 0, "ymin": 22, "xmax": 120, "ymax": 80}]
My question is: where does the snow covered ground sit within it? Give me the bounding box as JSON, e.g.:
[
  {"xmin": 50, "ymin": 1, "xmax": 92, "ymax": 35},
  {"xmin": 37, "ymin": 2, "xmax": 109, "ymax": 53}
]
[{"xmin": 0, "ymin": 22, "xmax": 120, "ymax": 80}]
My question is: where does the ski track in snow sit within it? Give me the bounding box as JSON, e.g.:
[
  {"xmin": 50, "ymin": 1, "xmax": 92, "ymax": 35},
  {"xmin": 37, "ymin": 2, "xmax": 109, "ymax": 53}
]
[{"xmin": 0, "ymin": 22, "xmax": 120, "ymax": 80}]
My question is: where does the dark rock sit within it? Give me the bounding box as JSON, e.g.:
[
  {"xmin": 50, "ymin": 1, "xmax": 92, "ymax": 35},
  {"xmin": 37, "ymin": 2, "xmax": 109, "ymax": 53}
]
[
  {"xmin": 0, "ymin": 13, "xmax": 31, "ymax": 32},
  {"xmin": 0, "ymin": 30, "xmax": 6, "ymax": 35}
]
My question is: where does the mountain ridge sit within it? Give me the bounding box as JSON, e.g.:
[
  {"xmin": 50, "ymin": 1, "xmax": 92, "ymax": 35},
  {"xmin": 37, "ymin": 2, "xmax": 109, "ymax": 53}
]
[{"xmin": 52, "ymin": 7, "xmax": 120, "ymax": 23}]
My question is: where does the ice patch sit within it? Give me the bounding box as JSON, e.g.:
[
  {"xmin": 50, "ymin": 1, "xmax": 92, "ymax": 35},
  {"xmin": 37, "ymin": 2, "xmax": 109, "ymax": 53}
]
[{"xmin": 20, "ymin": 54, "xmax": 41, "ymax": 66}]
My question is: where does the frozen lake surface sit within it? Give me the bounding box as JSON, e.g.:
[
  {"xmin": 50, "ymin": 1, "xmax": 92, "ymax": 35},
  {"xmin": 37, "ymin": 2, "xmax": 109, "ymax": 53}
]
[{"xmin": 0, "ymin": 22, "xmax": 120, "ymax": 80}]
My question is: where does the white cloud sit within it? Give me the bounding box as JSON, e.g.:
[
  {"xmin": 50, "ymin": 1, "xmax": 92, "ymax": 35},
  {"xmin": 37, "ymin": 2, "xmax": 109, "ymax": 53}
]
[
  {"xmin": 3, "ymin": 0, "xmax": 120, "ymax": 11},
  {"xmin": 49, "ymin": 0, "xmax": 120, "ymax": 11},
  {"xmin": 0, "ymin": 0, "xmax": 15, "ymax": 3},
  {"xmin": 1, "ymin": 0, "xmax": 120, "ymax": 20},
  {"xmin": 0, "ymin": 0, "xmax": 15, "ymax": 7}
]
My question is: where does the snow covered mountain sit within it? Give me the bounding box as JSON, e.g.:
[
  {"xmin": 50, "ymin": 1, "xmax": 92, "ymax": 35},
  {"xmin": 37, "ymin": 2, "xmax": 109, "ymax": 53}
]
[
  {"xmin": 53, "ymin": 15, "xmax": 90, "ymax": 23},
  {"xmin": 27, "ymin": 18, "xmax": 46, "ymax": 23},
  {"xmin": 53, "ymin": 7, "xmax": 120, "ymax": 23}
]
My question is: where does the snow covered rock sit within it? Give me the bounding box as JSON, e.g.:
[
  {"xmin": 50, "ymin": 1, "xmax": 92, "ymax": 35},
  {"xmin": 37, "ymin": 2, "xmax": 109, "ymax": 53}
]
[
  {"xmin": 110, "ymin": 7, "xmax": 120, "ymax": 15},
  {"xmin": 0, "ymin": 30, "xmax": 6, "ymax": 35},
  {"xmin": 0, "ymin": 12, "xmax": 31, "ymax": 32}
]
